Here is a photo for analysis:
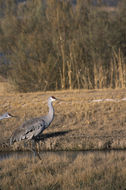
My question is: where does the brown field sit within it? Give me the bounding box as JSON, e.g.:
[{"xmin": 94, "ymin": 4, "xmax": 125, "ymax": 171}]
[
  {"xmin": 0, "ymin": 85, "xmax": 126, "ymax": 189},
  {"xmin": 0, "ymin": 86, "xmax": 126, "ymax": 152}
]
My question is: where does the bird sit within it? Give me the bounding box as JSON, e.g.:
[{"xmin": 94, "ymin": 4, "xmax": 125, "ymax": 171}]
[
  {"xmin": 0, "ymin": 112, "xmax": 15, "ymax": 120},
  {"xmin": 10, "ymin": 96, "xmax": 58, "ymax": 158}
]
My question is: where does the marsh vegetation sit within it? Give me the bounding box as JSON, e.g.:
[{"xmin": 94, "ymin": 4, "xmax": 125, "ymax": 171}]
[{"xmin": 1, "ymin": 151, "xmax": 126, "ymax": 190}]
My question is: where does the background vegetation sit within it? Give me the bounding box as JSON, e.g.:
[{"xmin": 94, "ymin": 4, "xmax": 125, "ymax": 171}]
[{"xmin": 0, "ymin": 0, "xmax": 126, "ymax": 92}]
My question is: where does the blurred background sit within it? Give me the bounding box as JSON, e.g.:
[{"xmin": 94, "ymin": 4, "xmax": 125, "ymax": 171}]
[{"xmin": 0, "ymin": 0, "xmax": 126, "ymax": 92}]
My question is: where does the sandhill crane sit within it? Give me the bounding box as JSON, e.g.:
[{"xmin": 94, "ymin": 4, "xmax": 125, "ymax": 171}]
[
  {"xmin": 0, "ymin": 112, "xmax": 15, "ymax": 120},
  {"xmin": 10, "ymin": 96, "xmax": 58, "ymax": 158}
]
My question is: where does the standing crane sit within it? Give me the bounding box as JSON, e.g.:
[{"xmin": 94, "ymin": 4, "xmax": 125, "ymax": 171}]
[
  {"xmin": 10, "ymin": 96, "xmax": 58, "ymax": 158},
  {"xmin": 0, "ymin": 112, "xmax": 15, "ymax": 120}
]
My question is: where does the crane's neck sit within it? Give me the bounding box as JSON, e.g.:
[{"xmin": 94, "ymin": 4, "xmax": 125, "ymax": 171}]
[
  {"xmin": 0, "ymin": 115, "xmax": 5, "ymax": 120},
  {"xmin": 46, "ymin": 101, "xmax": 54, "ymax": 125}
]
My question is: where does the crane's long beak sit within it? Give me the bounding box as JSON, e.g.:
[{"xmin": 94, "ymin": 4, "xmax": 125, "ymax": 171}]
[
  {"xmin": 12, "ymin": 115, "xmax": 17, "ymax": 118},
  {"xmin": 56, "ymin": 98, "xmax": 65, "ymax": 102}
]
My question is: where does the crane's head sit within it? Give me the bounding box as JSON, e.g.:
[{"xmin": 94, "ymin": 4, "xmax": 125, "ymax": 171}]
[
  {"xmin": 3, "ymin": 112, "xmax": 16, "ymax": 119},
  {"xmin": 49, "ymin": 96, "xmax": 57, "ymax": 102}
]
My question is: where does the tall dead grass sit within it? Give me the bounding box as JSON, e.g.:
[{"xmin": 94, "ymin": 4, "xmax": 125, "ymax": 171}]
[
  {"xmin": 110, "ymin": 49, "xmax": 126, "ymax": 88},
  {"xmin": 93, "ymin": 49, "xmax": 126, "ymax": 89}
]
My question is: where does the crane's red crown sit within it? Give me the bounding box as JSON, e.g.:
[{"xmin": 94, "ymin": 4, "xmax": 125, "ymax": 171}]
[{"xmin": 51, "ymin": 96, "xmax": 56, "ymax": 100}]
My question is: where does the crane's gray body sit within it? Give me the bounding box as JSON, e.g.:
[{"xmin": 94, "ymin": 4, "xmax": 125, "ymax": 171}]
[{"xmin": 10, "ymin": 96, "xmax": 56, "ymax": 145}]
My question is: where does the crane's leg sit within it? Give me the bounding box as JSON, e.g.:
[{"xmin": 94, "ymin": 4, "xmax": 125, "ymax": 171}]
[
  {"xmin": 31, "ymin": 140, "xmax": 41, "ymax": 160},
  {"xmin": 35, "ymin": 141, "xmax": 41, "ymax": 160},
  {"xmin": 24, "ymin": 139, "xmax": 41, "ymax": 160}
]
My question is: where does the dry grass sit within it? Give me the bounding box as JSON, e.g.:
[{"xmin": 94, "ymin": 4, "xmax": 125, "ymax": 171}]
[
  {"xmin": 0, "ymin": 151, "xmax": 126, "ymax": 190},
  {"xmin": 0, "ymin": 84, "xmax": 126, "ymax": 189},
  {"xmin": 0, "ymin": 85, "xmax": 126, "ymax": 151}
]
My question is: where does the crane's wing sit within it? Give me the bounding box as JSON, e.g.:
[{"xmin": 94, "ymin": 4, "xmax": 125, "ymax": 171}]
[{"xmin": 10, "ymin": 117, "xmax": 47, "ymax": 145}]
